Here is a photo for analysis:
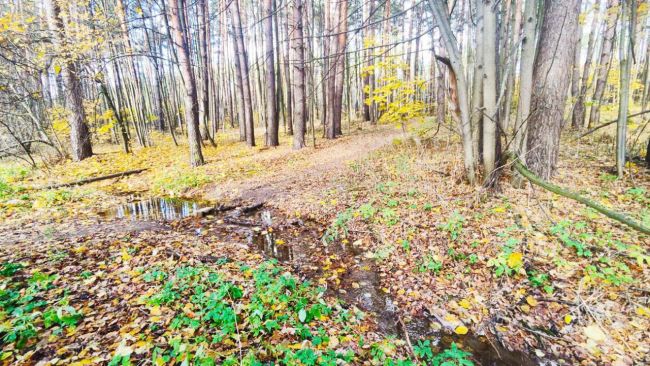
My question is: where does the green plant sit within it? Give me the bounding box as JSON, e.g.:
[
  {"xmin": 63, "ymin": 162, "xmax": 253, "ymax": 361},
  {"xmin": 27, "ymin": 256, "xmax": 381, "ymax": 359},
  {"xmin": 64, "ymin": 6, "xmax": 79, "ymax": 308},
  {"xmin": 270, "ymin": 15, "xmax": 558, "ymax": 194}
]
[
  {"xmin": 418, "ymin": 255, "xmax": 443, "ymax": 274},
  {"xmin": 526, "ymin": 270, "xmax": 554, "ymax": 294},
  {"xmin": 551, "ymin": 220, "xmax": 593, "ymax": 257},
  {"xmin": 431, "ymin": 343, "xmax": 474, "ymax": 366},
  {"xmin": 381, "ymin": 208, "xmax": 399, "ymax": 225},
  {"xmin": 0, "ymin": 267, "xmax": 81, "ymax": 349},
  {"xmin": 359, "ymin": 203, "xmax": 377, "ymax": 220},
  {"xmin": 413, "ymin": 339, "xmax": 433, "ymax": 359},
  {"xmin": 487, "ymin": 237, "xmax": 522, "ymax": 277},
  {"xmin": 585, "ymin": 261, "xmax": 633, "ymax": 286},
  {"xmin": 323, "ymin": 209, "xmax": 354, "ymax": 243},
  {"xmin": 441, "ymin": 211, "xmax": 465, "ymax": 241}
]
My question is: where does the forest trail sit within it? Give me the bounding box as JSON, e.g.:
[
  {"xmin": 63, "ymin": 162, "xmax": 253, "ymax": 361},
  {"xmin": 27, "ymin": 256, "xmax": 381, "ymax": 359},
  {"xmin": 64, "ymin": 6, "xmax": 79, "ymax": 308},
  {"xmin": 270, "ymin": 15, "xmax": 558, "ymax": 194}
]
[{"xmin": 206, "ymin": 126, "xmax": 402, "ymax": 205}]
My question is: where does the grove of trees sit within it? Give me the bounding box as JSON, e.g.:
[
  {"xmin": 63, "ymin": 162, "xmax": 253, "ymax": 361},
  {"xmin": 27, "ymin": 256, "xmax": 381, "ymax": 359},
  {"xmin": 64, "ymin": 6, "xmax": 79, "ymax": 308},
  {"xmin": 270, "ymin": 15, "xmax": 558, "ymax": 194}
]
[{"xmin": 1, "ymin": 0, "xmax": 648, "ymax": 184}]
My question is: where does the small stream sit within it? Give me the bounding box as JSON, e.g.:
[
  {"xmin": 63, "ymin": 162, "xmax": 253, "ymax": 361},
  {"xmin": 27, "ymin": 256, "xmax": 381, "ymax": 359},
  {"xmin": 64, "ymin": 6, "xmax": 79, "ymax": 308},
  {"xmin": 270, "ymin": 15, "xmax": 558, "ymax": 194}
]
[{"xmin": 102, "ymin": 198, "xmax": 547, "ymax": 366}]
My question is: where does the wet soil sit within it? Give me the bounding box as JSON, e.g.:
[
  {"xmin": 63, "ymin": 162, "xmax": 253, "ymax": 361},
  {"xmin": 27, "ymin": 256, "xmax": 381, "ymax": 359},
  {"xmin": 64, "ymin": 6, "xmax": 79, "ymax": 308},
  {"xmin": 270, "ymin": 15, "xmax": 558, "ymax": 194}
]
[{"xmin": 102, "ymin": 198, "xmax": 546, "ymax": 365}]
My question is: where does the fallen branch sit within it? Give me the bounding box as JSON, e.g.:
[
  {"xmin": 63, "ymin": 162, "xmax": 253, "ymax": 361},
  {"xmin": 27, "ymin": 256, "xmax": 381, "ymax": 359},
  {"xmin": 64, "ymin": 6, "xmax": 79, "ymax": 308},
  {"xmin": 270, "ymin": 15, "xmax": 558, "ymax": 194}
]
[
  {"xmin": 573, "ymin": 109, "xmax": 650, "ymax": 141},
  {"xmin": 41, "ymin": 168, "xmax": 148, "ymax": 190},
  {"xmin": 512, "ymin": 157, "xmax": 650, "ymax": 235},
  {"xmin": 397, "ymin": 315, "xmax": 418, "ymax": 361}
]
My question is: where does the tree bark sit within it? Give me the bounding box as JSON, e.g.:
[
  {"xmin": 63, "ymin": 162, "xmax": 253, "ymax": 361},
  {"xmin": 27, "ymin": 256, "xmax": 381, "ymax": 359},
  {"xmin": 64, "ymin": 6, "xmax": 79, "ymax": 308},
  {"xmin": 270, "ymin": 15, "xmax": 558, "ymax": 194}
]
[
  {"xmin": 616, "ymin": 0, "xmax": 634, "ymax": 176},
  {"xmin": 513, "ymin": 0, "xmax": 538, "ymax": 170},
  {"xmin": 168, "ymin": 0, "xmax": 204, "ymax": 167},
  {"xmin": 333, "ymin": 0, "xmax": 349, "ymax": 137},
  {"xmin": 47, "ymin": 0, "xmax": 93, "ymax": 161},
  {"xmin": 588, "ymin": 0, "xmax": 619, "ymax": 128},
  {"xmin": 263, "ymin": 0, "xmax": 279, "ymax": 146},
  {"xmin": 231, "ymin": 0, "xmax": 256, "ymax": 146},
  {"xmin": 482, "ymin": 0, "xmax": 498, "ymax": 179},
  {"xmin": 291, "ymin": 0, "xmax": 307, "ymax": 149},
  {"xmin": 362, "ymin": 0, "xmax": 377, "ymax": 124},
  {"xmin": 283, "ymin": 4, "xmax": 294, "ymax": 135},
  {"xmin": 571, "ymin": 2, "xmax": 600, "ymax": 129},
  {"xmin": 525, "ymin": 0, "xmax": 580, "ymax": 179},
  {"xmin": 198, "ymin": 0, "xmax": 216, "ymax": 146},
  {"xmin": 428, "ymin": 0, "xmax": 476, "ymax": 184}
]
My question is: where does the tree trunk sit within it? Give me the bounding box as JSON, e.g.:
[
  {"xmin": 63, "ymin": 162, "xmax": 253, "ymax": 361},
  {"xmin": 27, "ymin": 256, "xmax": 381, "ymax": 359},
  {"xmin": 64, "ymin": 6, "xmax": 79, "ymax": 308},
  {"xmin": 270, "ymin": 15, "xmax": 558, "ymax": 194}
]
[
  {"xmin": 525, "ymin": 0, "xmax": 580, "ymax": 179},
  {"xmin": 283, "ymin": 4, "xmax": 294, "ymax": 135},
  {"xmin": 263, "ymin": 0, "xmax": 279, "ymax": 146},
  {"xmin": 333, "ymin": 0, "xmax": 349, "ymax": 137},
  {"xmin": 47, "ymin": 0, "xmax": 93, "ymax": 161},
  {"xmin": 168, "ymin": 0, "xmax": 204, "ymax": 167},
  {"xmin": 231, "ymin": 0, "xmax": 256, "ymax": 146},
  {"xmin": 324, "ymin": 0, "xmax": 337, "ymax": 139},
  {"xmin": 616, "ymin": 0, "xmax": 634, "ymax": 176},
  {"xmin": 571, "ymin": 2, "xmax": 600, "ymax": 129},
  {"xmin": 362, "ymin": 0, "xmax": 377, "ymax": 124},
  {"xmin": 482, "ymin": 0, "xmax": 498, "ymax": 179},
  {"xmin": 291, "ymin": 0, "xmax": 307, "ymax": 149},
  {"xmin": 428, "ymin": 0, "xmax": 476, "ymax": 184},
  {"xmin": 588, "ymin": 0, "xmax": 619, "ymax": 128},
  {"xmin": 198, "ymin": 0, "xmax": 216, "ymax": 146},
  {"xmin": 470, "ymin": 0, "xmax": 484, "ymax": 165},
  {"xmin": 513, "ymin": 0, "xmax": 538, "ymax": 168}
]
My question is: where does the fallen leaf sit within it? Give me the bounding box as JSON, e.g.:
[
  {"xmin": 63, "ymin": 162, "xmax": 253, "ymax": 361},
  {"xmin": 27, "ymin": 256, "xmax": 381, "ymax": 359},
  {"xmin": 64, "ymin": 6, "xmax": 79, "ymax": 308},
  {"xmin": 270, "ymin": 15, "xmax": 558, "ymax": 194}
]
[{"xmin": 583, "ymin": 324, "xmax": 606, "ymax": 342}]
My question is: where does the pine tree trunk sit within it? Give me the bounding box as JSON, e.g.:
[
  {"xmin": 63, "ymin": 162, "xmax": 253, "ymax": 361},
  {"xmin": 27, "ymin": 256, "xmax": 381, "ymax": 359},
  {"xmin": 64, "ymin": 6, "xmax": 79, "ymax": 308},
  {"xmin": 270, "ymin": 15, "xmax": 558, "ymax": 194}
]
[
  {"xmin": 198, "ymin": 0, "xmax": 215, "ymax": 146},
  {"xmin": 168, "ymin": 0, "xmax": 204, "ymax": 166},
  {"xmin": 263, "ymin": 0, "xmax": 279, "ymax": 146},
  {"xmin": 282, "ymin": 4, "xmax": 294, "ymax": 135},
  {"xmin": 525, "ymin": 0, "xmax": 580, "ymax": 179},
  {"xmin": 291, "ymin": 0, "xmax": 307, "ymax": 149},
  {"xmin": 333, "ymin": 0, "xmax": 348, "ymax": 137},
  {"xmin": 231, "ymin": 0, "xmax": 255, "ymax": 146}
]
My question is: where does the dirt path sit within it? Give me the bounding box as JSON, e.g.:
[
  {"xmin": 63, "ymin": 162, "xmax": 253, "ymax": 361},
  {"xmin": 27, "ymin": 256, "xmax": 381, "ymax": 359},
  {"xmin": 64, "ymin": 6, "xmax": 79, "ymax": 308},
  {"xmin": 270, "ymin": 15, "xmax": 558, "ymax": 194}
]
[{"xmin": 206, "ymin": 126, "xmax": 401, "ymax": 205}]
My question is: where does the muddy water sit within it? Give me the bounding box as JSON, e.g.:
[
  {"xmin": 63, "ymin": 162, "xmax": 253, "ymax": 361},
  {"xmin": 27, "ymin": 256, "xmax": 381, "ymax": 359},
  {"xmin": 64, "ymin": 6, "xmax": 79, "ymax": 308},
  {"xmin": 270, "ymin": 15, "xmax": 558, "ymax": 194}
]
[
  {"xmin": 103, "ymin": 199, "xmax": 545, "ymax": 365},
  {"xmin": 99, "ymin": 197, "xmax": 213, "ymax": 221},
  {"xmin": 243, "ymin": 208, "xmax": 544, "ymax": 366}
]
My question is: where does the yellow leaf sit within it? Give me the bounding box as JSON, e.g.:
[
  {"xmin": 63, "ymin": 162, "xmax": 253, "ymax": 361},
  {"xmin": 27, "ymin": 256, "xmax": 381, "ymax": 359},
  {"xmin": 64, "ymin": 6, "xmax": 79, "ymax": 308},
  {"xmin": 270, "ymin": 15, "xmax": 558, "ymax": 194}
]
[
  {"xmin": 149, "ymin": 306, "xmax": 162, "ymax": 316},
  {"xmin": 459, "ymin": 299, "xmax": 471, "ymax": 309},
  {"xmin": 583, "ymin": 324, "xmax": 606, "ymax": 342},
  {"xmin": 564, "ymin": 314, "xmax": 572, "ymax": 324},
  {"xmin": 526, "ymin": 296, "xmax": 538, "ymax": 307},
  {"xmin": 507, "ymin": 252, "xmax": 523, "ymax": 268},
  {"xmin": 454, "ymin": 325, "xmax": 468, "ymax": 335},
  {"xmin": 636, "ymin": 306, "xmax": 649, "ymax": 317},
  {"xmin": 70, "ymin": 359, "xmax": 98, "ymax": 366},
  {"xmin": 121, "ymin": 248, "xmax": 132, "ymax": 261}
]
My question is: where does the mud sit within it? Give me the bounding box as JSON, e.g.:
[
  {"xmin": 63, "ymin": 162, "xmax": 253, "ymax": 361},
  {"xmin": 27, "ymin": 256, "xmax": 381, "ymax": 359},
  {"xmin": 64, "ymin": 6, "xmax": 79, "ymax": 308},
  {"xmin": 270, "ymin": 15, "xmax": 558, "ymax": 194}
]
[{"xmin": 104, "ymin": 199, "xmax": 548, "ymax": 365}]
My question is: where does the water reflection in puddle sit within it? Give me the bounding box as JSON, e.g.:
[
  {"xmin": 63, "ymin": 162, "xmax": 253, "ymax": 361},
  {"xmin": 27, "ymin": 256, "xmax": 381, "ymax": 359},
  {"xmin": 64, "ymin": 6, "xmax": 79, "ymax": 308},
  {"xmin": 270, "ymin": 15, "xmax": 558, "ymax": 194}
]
[{"xmin": 102, "ymin": 197, "xmax": 211, "ymax": 221}]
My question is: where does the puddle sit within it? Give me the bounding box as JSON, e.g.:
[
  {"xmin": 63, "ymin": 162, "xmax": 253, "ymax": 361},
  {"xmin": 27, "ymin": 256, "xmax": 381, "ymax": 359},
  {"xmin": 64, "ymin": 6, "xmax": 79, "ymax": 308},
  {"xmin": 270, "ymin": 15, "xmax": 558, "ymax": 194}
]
[{"xmin": 100, "ymin": 197, "xmax": 213, "ymax": 221}]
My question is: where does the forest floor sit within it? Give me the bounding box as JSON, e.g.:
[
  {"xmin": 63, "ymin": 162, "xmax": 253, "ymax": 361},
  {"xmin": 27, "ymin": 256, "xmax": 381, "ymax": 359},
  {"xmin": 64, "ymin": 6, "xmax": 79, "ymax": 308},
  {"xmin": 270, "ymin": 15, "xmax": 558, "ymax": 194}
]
[{"xmin": 0, "ymin": 122, "xmax": 649, "ymax": 366}]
